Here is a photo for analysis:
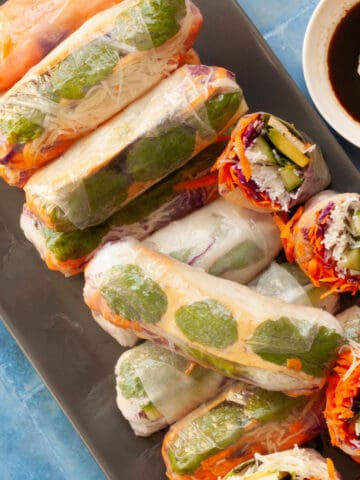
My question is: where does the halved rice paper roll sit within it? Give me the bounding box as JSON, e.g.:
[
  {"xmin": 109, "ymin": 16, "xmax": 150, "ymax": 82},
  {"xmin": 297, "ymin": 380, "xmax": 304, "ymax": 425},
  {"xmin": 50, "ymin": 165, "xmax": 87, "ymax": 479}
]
[
  {"xmin": 213, "ymin": 112, "xmax": 331, "ymax": 212},
  {"xmin": 222, "ymin": 447, "xmax": 342, "ymax": 480},
  {"xmin": 0, "ymin": 0, "xmax": 125, "ymax": 92},
  {"xmin": 279, "ymin": 191, "xmax": 360, "ymax": 295},
  {"xmin": 20, "ymin": 143, "xmax": 222, "ymax": 277},
  {"xmin": 324, "ymin": 306, "xmax": 360, "ymax": 463},
  {"xmin": 147, "ymin": 197, "xmax": 282, "ymax": 283},
  {"xmin": 115, "ymin": 341, "xmax": 226, "ymax": 435},
  {"xmin": 0, "ymin": 0, "xmax": 203, "ymax": 186},
  {"xmin": 25, "ymin": 64, "xmax": 246, "ymax": 229},
  {"xmin": 250, "ymin": 262, "xmax": 340, "ymax": 314},
  {"xmin": 84, "ymin": 238, "xmax": 342, "ymax": 395},
  {"xmin": 162, "ymin": 381, "xmax": 325, "ymax": 480}
]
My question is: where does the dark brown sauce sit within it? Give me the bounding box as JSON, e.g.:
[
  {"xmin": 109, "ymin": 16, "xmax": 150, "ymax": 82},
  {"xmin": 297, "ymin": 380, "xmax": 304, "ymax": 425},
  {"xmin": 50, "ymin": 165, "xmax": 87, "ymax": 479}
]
[{"xmin": 327, "ymin": 2, "xmax": 360, "ymax": 123}]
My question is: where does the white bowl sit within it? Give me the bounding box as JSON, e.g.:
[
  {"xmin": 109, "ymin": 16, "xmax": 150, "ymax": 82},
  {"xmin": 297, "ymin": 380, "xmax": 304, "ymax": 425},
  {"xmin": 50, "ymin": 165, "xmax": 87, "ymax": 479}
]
[{"xmin": 303, "ymin": 0, "xmax": 360, "ymax": 147}]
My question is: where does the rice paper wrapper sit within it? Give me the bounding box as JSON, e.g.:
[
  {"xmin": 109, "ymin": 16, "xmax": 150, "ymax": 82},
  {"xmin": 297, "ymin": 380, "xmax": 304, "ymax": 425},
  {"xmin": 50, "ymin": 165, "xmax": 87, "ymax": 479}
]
[
  {"xmin": 0, "ymin": 0, "xmax": 125, "ymax": 92},
  {"xmin": 115, "ymin": 341, "xmax": 225, "ymax": 436},
  {"xmin": 280, "ymin": 190, "xmax": 360, "ymax": 295},
  {"xmin": 337, "ymin": 305, "xmax": 360, "ymax": 342},
  {"xmin": 0, "ymin": 0, "xmax": 204, "ymax": 186},
  {"xmin": 25, "ymin": 64, "xmax": 246, "ymax": 230},
  {"xmin": 20, "ymin": 142, "xmax": 222, "ymax": 276},
  {"xmin": 214, "ymin": 112, "xmax": 331, "ymax": 213},
  {"xmin": 250, "ymin": 262, "xmax": 339, "ymax": 314},
  {"xmin": 84, "ymin": 238, "xmax": 343, "ymax": 396},
  {"xmin": 162, "ymin": 381, "xmax": 326, "ymax": 480},
  {"xmin": 223, "ymin": 447, "xmax": 342, "ymax": 480},
  {"xmin": 147, "ymin": 197, "xmax": 281, "ymax": 284}
]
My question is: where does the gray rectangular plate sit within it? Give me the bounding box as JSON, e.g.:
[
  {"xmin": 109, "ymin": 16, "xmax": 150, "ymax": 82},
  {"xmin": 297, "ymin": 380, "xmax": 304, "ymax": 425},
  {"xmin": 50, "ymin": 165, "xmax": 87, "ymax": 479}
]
[{"xmin": 0, "ymin": 0, "xmax": 359, "ymax": 478}]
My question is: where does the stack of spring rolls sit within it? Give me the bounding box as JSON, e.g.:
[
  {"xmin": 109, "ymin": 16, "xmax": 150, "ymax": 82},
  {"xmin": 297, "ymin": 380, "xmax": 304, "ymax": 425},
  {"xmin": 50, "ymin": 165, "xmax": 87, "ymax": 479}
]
[{"xmin": 0, "ymin": 1, "xmax": 359, "ymax": 478}]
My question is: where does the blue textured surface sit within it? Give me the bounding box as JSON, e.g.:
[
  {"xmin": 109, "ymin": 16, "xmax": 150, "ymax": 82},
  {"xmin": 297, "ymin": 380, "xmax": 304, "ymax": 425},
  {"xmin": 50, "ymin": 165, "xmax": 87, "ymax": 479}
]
[{"xmin": 0, "ymin": 1, "xmax": 351, "ymax": 479}]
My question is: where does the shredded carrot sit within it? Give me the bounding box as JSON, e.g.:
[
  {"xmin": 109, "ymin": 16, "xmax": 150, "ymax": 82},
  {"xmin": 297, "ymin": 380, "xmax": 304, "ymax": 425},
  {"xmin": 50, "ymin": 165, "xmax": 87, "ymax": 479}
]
[
  {"xmin": 287, "ymin": 358, "xmax": 303, "ymax": 371},
  {"xmin": 184, "ymin": 362, "xmax": 196, "ymax": 376},
  {"xmin": 324, "ymin": 347, "xmax": 360, "ymax": 460},
  {"xmin": 174, "ymin": 172, "xmax": 218, "ymax": 190},
  {"xmin": 326, "ymin": 457, "xmax": 336, "ymax": 480},
  {"xmin": 278, "ymin": 203, "xmax": 359, "ymax": 295}
]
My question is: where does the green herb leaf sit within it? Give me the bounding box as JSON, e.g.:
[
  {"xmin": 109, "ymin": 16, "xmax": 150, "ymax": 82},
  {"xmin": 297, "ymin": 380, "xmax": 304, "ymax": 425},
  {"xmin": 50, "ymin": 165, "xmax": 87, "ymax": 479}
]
[
  {"xmin": 248, "ymin": 317, "xmax": 341, "ymax": 377},
  {"xmin": 126, "ymin": 125, "xmax": 195, "ymax": 182},
  {"xmin": 208, "ymin": 240, "xmax": 264, "ymax": 277},
  {"xmin": 101, "ymin": 264, "xmax": 168, "ymax": 323},
  {"xmin": 206, "ymin": 91, "xmax": 241, "ymax": 133},
  {"xmin": 175, "ymin": 299, "xmax": 238, "ymax": 349},
  {"xmin": 115, "ymin": 0, "xmax": 186, "ymax": 50}
]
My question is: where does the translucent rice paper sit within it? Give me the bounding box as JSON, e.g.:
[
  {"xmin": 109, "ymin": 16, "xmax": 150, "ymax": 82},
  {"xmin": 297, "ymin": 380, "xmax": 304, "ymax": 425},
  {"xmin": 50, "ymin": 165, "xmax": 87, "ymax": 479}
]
[
  {"xmin": 0, "ymin": 0, "xmax": 203, "ymax": 186},
  {"xmin": 115, "ymin": 341, "xmax": 225, "ymax": 436},
  {"xmin": 25, "ymin": 64, "xmax": 246, "ymax": 230},
  {"xmin": 162, "ymin": 381, "xmax": 325, "ymax": 480},
  {"xmin": 337, "ymin": 305, "xmax": 360, "ymax": 342},
  {"xmin": 20, "ymin": 142, "xmax": 222, "ymax": 277},
  {"xmin": 280, "ymin": 190, "xmax": 360, "ymax": 296},
  {"xmin": 214, "ymin": 112, "xmax": 331, "ymax": 213},
  {"xmin": 250, "ymin": 262, "xmax": 339, "ymax": 314},
  {"xmin": 84, "ymin": 238, "xmax": 343, "ymax": 396},
  {"xmin": 0, "ymin": 0, "xmax": 124, "ymax": 92},
  {"xmin": 147, "ymin": 197, "xmax": 282, "ymax": 283},
  {"xmin": 223, "ymin": 447, "xmax": 342, "ymax": 480}
]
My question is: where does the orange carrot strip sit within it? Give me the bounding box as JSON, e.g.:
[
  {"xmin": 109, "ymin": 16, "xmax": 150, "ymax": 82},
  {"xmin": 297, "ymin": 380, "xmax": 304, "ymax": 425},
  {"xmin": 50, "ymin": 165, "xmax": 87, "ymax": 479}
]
[
  {"xmin": 326, "ymin": 457, "xmax": 337, "ymax": 480},
  {"xmin": 287, "ymin": 358, "xmax": 302, "ymax": 371},
  {"xmin": 174, "ymin": 172, "xmax": 218, "ymax": 190}
]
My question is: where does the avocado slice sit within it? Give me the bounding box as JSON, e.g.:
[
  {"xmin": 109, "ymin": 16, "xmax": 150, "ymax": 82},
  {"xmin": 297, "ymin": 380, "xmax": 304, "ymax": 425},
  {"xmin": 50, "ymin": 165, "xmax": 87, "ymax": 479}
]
[
  {"xmin": 351, "ymin": 211, "xmax": 360, "ymax": 237},
  {"xmin": 267, "ymin": 128, "xmax": 309, "ymax": 168},
  {"xmin": 279, "ymin": 164, "xmax": 303, "ymax": 191},
  {"xmin": 341, "ymin": 247, "xmax": 360, "ymax": 272}
]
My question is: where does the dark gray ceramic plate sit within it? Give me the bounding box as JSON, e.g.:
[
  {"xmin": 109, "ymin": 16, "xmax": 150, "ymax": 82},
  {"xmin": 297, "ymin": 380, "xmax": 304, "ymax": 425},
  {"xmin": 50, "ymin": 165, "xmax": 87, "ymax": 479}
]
[{"xmin": 0, "ymin": 1, "xmax": 360, "ymax": 479}]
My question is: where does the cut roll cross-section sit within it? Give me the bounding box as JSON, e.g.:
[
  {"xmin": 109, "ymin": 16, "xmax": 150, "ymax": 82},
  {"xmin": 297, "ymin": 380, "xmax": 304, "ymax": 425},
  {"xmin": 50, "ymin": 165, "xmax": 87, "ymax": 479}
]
[
  {"xmin": 162, "ymin": 383, "xmax": 325, "ymax": 480},
  {"xmin": 84, "ymin": 238, "xmax": 343, "ymax": 395},
  {"xmin": 213, "ymin": 112, "xmax": 331, "ymax": 212},
  {"xmin": 222, "ymin": 447, "xmax": 342, "ymax": 480},
  {"xmin": 279, "ymin": 191, "xmax": 360, "ymax": 296},
  {"xmin": 325, "ymin": 306, "xmax": 360, "ymax": 463},
  {"xmin": 0, "ymin": 0, "xmax": 203, "ymax": 186},
  {"xmin": 25, "ymin": 64, "xmax": 246, "ymax": 230}
]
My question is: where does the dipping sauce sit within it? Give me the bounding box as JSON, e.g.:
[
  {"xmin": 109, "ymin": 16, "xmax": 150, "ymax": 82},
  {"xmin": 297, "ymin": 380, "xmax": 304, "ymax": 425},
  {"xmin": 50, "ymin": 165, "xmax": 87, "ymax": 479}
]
[{"xmin": 327, "ymin": 2, "xmax": 360, "ymax": 123}]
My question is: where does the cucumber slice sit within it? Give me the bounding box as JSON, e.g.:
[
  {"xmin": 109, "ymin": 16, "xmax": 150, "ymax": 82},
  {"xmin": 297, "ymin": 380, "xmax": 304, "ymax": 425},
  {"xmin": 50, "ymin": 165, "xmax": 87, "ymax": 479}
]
[
  {"xmin": 352, "ymin": 211, "xmax": 360, "ymax": 237},
  {"xmin": 279, "ymin": 165, "xmax": 303, "ymax": 191},
  {"xmin": 267, "ymin": 127, "xmax": 309, "ymax": 168},
  {"xmin": 341, "ymin": 247, "xmax": 360, "ymax": 271},
  {"xmin": 246, "ymin": 136, "xmax": 276, "ymax": 164},
  {"xmin": 142, "ymin": 403, "xmax": 162, "ymax": 421}
]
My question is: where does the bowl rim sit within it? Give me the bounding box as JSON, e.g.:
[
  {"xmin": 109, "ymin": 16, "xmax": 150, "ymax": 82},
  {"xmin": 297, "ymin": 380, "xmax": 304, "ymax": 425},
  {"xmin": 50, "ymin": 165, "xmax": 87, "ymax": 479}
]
[{"xmin": 302, "ymin": 0, "xmax": 360, "ymax": 148}]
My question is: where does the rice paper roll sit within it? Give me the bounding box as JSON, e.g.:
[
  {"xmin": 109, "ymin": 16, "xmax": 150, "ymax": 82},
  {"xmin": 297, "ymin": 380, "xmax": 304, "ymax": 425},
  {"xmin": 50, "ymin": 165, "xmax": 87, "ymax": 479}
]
[
  {"xmin": 279, "ymin": 191, "xmax": 360, "ymax": 296},
  {"xmin": 84, "ymin": 238, "xmax": 343, "ymax": 395},
  {"xmin": 147, "ymin": 197, "xmax": 281, "ymax": 283},
  {"xmin": 0, "ymin": 0, "xmax": 203, "ymax": 186},
  {"xmin": 25, "ymin": 64, "xmax": 246, "ymax": 229},
  {"xmin": 20, "ymin": 143, "xmax": 222, "ymax": 277},
  {"xmin": 250, "ymin": 262, "xmax": 340, "ymax": 314},
  {"xmin": 222, "ymin": 448, "xmax": 342, "ymax": 480},
  {"xmin": 162, "ymin": 381, "xmax": 325, "ymax": 480},
  {"xmin": 324, "ymin": 306, "xmax": 360, "ymax": 463},
  {"xmin": 213, "ymin": 112, "xmax": 331, "ymax": 212},
  {"xmin": 0, "ymin": 0, "xmax": 126, "ymax": 92},
  {"xmin": 115, "ymin": 341, "xmax": 226, "ymax": 436}
]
